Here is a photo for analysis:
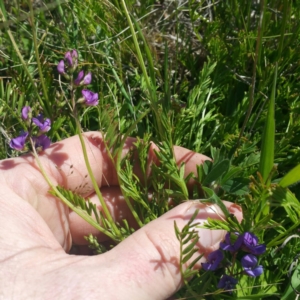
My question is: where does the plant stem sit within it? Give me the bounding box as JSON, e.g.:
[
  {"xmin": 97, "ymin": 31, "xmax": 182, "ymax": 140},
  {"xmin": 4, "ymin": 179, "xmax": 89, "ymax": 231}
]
[{"xmin": 30, "ymin": 138, "xmax": 117, "ymax": 240}]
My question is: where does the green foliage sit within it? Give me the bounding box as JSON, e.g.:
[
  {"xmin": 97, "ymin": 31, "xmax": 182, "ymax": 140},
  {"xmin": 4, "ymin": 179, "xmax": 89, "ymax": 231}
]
[
  {"xmin": 174, "ymin": 209, "xmax": 203, "ymax": 283},
  {"xmin": 2, "ymin": 0, "xmax": 300, "ymax": 298}
]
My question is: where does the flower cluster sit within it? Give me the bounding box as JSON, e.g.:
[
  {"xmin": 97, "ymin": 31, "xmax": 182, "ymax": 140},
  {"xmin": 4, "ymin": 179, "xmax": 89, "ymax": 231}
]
[
  {"xmin": 10, "ymin": 106, "xmax": 51, "ymax": 151},
  {"xmin": 202, "ymin": 232, "xmax": 265, "ymax": 293},
  {"xmin": 57, "ymin": 49, "xmax": 98, "ymax": 106}
]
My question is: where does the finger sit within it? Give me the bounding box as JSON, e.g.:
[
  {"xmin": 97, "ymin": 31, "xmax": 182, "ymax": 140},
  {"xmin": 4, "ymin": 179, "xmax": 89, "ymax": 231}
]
[
  {"xmin": 88, "ymin": 200, "xmax": 242, "ymax": 299},
  {"xmin": 1, "ymin": 132, "xmax": 211, "ymax": 198},
  {"xmin": 69, "ymin": 186, "xmax": 136, "ymax": 245},
  {"xmin": 1, "ymin": 191, "xmax": 242, "ymax": 299},
  {"xmin": 66, "ymin": 140, "xmax": 211, "ymax": 245}
]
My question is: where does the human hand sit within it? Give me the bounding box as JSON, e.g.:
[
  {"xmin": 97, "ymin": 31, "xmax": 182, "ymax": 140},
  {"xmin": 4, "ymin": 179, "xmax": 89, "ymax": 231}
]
[{"xmin": 0, "ymin": 132, "xmax": 242, "ymax": 299}]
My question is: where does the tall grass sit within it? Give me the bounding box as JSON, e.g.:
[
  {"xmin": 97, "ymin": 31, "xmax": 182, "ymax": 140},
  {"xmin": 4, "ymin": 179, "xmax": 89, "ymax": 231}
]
[{"xmin": 1, "ymin": 0, "xmax": 300, "ymax": 298}]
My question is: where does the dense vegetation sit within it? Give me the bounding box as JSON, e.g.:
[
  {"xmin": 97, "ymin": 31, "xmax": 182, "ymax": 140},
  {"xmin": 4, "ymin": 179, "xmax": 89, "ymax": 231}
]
[{"xmin": 1, "ymin": 0, "xmax": 300, "ymax": 298}]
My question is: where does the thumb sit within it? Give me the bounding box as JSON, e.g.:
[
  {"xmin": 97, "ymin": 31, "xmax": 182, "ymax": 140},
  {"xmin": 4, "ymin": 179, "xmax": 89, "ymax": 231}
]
[{"xmin": 102, "ymin": 200, "xmax": 242, "ymax": 299}]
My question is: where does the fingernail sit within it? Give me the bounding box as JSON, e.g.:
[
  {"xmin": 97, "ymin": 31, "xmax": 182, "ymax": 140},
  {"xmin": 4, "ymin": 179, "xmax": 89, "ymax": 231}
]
[{"xmin": 184, "ymin": 201, "xmax": 227, "ymax": 255}]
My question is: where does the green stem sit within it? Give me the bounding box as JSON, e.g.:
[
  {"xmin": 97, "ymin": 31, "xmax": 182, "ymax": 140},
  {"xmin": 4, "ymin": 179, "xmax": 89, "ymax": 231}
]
[
  {"xmin": 0, "ymin": 6, "xmax": 47, "ymax": 113},
  {"xmin": 235, "ymin": 0, "xmax": 266, "ymax": 149},
  {"xmin": 28, "ymin": 0, "xmax": 49, "ymax": 110},
  {"xmin": 119, "ymin": 0, "xmax": 165, "ymax": 139},
  {"xmin": 119, "ymin": 0, "xmax": 153, "ymax": 100},
  {"xmin": 76, "ymin": 122, "xmax": 122, "ymax": 239},
  {"xmin": 30, "ymin": 138, "xmax": 116, "ymax": 241}
]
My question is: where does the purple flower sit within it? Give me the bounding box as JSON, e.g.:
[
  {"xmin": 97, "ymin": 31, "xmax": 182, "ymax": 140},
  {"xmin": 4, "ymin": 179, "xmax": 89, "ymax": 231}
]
[
  {"xmin": 33, "ymin": 134, "xmax": 51, "ymax": 150},
  {"xmin": 217, "ymin": 275, "xmax": 238, "ymax": 291},
  {"xmin": 57, "ymin": 60, "xmax": 65, "ymax": 74},
  {"xmin": 220, "ymin": 232, "xmax": 242, "ymax": 252},
  {"xmin": 81, "ymin": 89, "xmax": 98, "ymax": 106},
  {"xmin": 65, "ymin": 49, "xmax": 78, "ymax": 68},
  {"xmin": 21, "ymin": 106, "xmax": 31, "ymax": 121},
  {"xmin": 9, "ymin": 131, "xmax": 28, "ymax": 151},
  {"xmin": 83, "ymin": 72, "xmax": 92, "ymax": 85},
  {"xmin": 239, "ymin": 232, "xmax": 266, "ymax": 255},
  {"xmin": 74, "ymin": 70, "xmax": 84, "ymax": 85},
  {"xmin": 202, "ymin": 249, "xmax": 224, "ymax": 271},
  {"xmin": 241, "ymin": 254, "xmax": 263, "ymax": 277},
  {"xmin": 32, "ymin": 114, "xmax": 51, "ymax": 132},
  {"xmin": 74, "ymin": 71, "xmax": 92, "ymax": 85}
]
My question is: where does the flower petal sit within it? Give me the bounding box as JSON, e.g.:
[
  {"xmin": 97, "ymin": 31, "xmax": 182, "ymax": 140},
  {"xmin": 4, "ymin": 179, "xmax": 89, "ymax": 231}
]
[
  {"xmin": 74, "ymin": 70, "xmax": 84, "ymax": 85},
  {"xmin": 9, "ymin": 131, "xmax": 28, "ymax": 151},
  {"xmin": 21, "ymin": 106, "xmax": 31, "ymax": 121},
  {"xmin": 33, "ymin": 134, "xmax": 51, "ymax": 150},
  {"xmin": 57, "ymin": 60, "xmax": 65, "ymax": 74},
  {"xmin": 83, "ymin": 72, "xmax": 92, "ymax": 85},
  {"xmin": 81, "ymin": 89, "xmax": 98, "ymax": 106}
]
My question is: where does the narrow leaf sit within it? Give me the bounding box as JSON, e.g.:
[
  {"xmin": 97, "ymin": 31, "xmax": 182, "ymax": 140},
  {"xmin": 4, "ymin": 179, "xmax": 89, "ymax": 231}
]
[
  {"xmin": 259, "ymin": 63, "xmax": 277, "ymax": 185},
  {"xmin": 279, "ymin": 164, "xmax": 300, "ymax": 188},
  {"xmin": 182, "ymin": 238, "xmax": 199, "ymax": 255},
  {"xmin": 182, "ymin": 248, "xmax": 199, "ymax": 264}
]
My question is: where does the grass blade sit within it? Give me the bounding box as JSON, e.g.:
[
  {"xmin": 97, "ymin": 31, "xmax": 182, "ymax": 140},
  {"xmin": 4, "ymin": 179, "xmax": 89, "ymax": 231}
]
[
  {"xmin": 259, "ymin": 63, "xmax": 277, "ymax": 185},
  {"xmin": 279, "ymin": 164, "xmax": 300, "ymax": 188}
]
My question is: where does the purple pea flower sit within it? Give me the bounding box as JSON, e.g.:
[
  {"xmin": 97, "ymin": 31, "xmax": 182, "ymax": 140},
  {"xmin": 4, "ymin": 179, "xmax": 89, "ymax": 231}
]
[
  {"xmin": 241, "ymin": 254, "xmax": 263, "ymax": 277},
  {"xmin": 83, "ymin": 72, "xmax": 92, "ymax": 85},
  {"xmin": 220, "ymin": 232, "xmax": 243, "ymax": 252},
  {"xmin": 33, "ymin": 134, "xmax": 51, "ymax": 150},
  {"xmin": 239, "ymin": 232, "xmax": 266, "ymax": 255},
  {"xmin": 65, "ymin": 49, "xmax": 78, "ymax": 68},
  {"xmin": 202, "ymin": 249, "xmax": 224, "ymax": 271},
  {"xmin": 21, "ymin": 106, "xmax": 31, "ymax": 121},
  {"xmin": 74, "ymin": 70, "xmax": 84, "ymax": 85},
  {"xmin": 32, "ymin": 114, "xmax": 51, "ymax": 132},
  {"xmin": 74, "ymin": 71, "xmax": 92, "ymax": 86},
  {"xmin": 81, "ymin": 89, "xmax": 98, "ymax": 106},
  {"xmin": 9, "ymin": 131, "xmax": 28, "ymax": 151},
  {"xmin": 217, "ymin": 275, "xmax": 238, "ymax": 291},
  {"xmin": 57, "ymin": 60, "xmax": 65, "ymax": 74}
]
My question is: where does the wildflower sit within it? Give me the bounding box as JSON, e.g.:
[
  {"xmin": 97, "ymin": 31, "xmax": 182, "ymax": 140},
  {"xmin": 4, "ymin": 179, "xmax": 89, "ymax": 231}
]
[
  {"xmin": 202, "ymin": 249, "xmax": 224, "ymax": 271},
  {"xmin": 32, "ymin": 114, "xmax": 51, "ymax": 132},
  {"xmin": 83, "ymin": 72, "xmax": 92, "ymax": 85},
  {"xmin": 80, "ymin": 89, "xmax": 99, "ymax": 106},
  {"xmin": 33, "ymin": 134, "xmax": 51, "ymax": 150},
  {"xmin": 74, "ymin": 71, "xmax": 92, "ymax": 86},
  {"xmin": 74, "ymin": 70, "xmax": 84, "ymax": 85},
  {"xmin": 65, "ymin": 49, "xmax": 78, "ymax": 68},
  {"xmin": 57, "ymin": 60, "xmax": 65, "ymax": 74},
  {"xmin": 21, "ymin": 106, "xmax": 31, "ymax": 121},
  {"xmin": 220, "ymin": 232, "xmax": 242, "ymax": 252},
  {"xmin": 9, "ymin": 131, "xmax": 28, "ymax": 151},
  {"xmin": 241, "ymin": 254, "xmax": 263, "ymax": 277},
  {"xmin": 217, "ymin": 275, "xmax": 238, "ymax": 291},
  {"xmin": 238, "ymin": 232, "xmax": 266, "ymax": 255}
]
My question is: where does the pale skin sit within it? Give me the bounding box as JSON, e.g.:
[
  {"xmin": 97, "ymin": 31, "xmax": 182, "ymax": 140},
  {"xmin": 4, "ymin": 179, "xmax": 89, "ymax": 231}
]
[{"xmin": 0, "ymin": 132, "xmax": 242, "ymax": 299}]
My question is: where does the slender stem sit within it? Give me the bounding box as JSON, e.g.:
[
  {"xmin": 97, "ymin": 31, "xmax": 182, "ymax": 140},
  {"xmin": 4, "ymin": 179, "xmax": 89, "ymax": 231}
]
[
  {"xmin": 30, "ymin": 138, "xmax": 116, "ymax": 240},
  {"xmin": 76, "ymin": 124, "xmax": 122, "ymax": 238},
  {"xmin": 69, "ymin": 75, "xmax": 121, "ymax": 238},
  {"xmin": 28, "ymin": 0, "xmax": 49, "ymax": 109},
  {"xmin": 236, "ymin": 0, "xmax": 265, "ymax": 149},
  {"xmin": 119, "ymin": 0, "xmax": 153, "ymax": 100},
  {"xmin": 119, "ymin": 0, "xmax": 165, "ymax": 139},
  {"xmin": 0, "ymin": 6, "xmax": 46, "ymax": 113}
]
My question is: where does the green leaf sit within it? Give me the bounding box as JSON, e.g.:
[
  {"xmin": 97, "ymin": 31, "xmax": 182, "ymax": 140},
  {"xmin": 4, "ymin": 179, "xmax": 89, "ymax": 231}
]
[
  {"xmin": 279, "ymin": 164, "xmax": 300, "ymax": 188},
  {"xmin": 182, "ymin": 238, "xmax": 199, "ymax": 255},
  {"xmin": 203, "ymin": 159, "xmax": 230, "ymax": 185},
  {"xmin": 259, "ymin": 63, "xmax": 277, "ymax": 185},
  {"xmin": 182, "ymin": 248, "xmax": 199, "ymax": 264},
  {"xmin": 281, "ymin": 263, "xmax": 300, "ymax": 300},
  {"xmin": 201, "ymin": 187, "xmax": 230, "ymax": 218},
  {"xmin": 222, "ymin": 178, "xmax": 250, "ymax": 195},
  {"xmin": 270, "ymin": 186, "xmax": 300, "ymax": 224}
]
